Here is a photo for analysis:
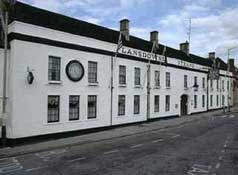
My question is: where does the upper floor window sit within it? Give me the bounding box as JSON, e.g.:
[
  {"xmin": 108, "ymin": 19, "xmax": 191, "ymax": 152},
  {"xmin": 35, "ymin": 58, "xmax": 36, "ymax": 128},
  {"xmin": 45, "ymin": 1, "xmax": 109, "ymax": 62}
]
[
  {"xmin": 202, "ymin": 77, "xmax": 205, "ymax": 88},
  {"xmin": 88, "ymin": 61, "xmax": 98, "ymax": 83},
  {"xmin": 155, "ymin": 71, "xmax": 160, "ymax": 87},
  {"xmin": 48, "ymin": 56, "xmax": 61, "ymax": 81},
  {"xmin": 222, "ymin": 80, "xmax": 225, "ymax": 90},
  {"xmin": 48, "ymin": 96, "xmax": 60, "ymax": 123},
  {"xmin": 184, "ymin": 75, "xmax": 188, "ymax": 88},
  {"xmin": 216, "ymin": 95, "xmax": 219, "ymax": 106},
  {"xmin": 166, "ymin": 72, "xmax": 171, "ymax": 88},
  {"xmin": 217, "ymin": 80, "xmax": 219, "ymax": 90},
  {"xmin": 227, "ymin": 80, "xmax": 229, "ymax": 90},
  {"xmin": 69, "ymin": 96, "xmax": 80, "ymax": 121},
  {"xmin": 119, "ymin": 65, "xmax": 126, "ymax": 85},
  {"xmin": 210, "ymin": 80, "xmax": 213, "ymax": 89},
  {"xmin": 194, "ymin": 76, "xmax": 197, "ymax": 86},
  {"xmin": 134, "ymin": 68, "xmax": 141, "ymax": 86}
]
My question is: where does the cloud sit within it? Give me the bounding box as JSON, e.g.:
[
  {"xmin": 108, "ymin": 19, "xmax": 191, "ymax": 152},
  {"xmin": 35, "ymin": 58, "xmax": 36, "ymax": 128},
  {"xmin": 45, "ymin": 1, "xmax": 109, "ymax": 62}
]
[{"xmin": 159, "ymin": 1, "xmax": 238, "ymax": 59}]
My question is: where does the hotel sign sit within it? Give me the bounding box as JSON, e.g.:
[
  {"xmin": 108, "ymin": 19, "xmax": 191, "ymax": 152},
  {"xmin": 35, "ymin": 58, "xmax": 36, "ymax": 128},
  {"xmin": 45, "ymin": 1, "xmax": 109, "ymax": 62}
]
[
  {"xmin": 119, "ymin": 47, "xmax": 165, "ymax": 63},
  {"xmin": 177, "ymin": 60, "xmax": 194, "ymax": 69}
]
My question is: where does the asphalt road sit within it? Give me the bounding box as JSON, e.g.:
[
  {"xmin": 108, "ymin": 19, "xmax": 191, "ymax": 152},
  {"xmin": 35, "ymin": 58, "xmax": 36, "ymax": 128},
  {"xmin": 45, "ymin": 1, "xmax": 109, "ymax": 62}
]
[{"xmin": 1, "ymin": 113, "xmax": 238, "ymax": 175}]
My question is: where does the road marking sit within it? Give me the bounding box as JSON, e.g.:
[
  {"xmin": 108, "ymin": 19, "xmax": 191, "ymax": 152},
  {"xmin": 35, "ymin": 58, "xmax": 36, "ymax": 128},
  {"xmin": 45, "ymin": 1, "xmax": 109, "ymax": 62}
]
[
  {"xmin": 0, "ymin": 157, "xmax": 23, "ymax": 174},
  {"xmin": 152, "ymin": 139, "xmax": 164, "ymax": 143},
  {"xmin": 131, "ymin": 144, "xmax": 143, "ymax": 149},
  {"xmin": 171, "ymin": 134, "xmax": 180, "ymax": 138},
  {"xmin": 25, "ymin": 166, "xmax": 48, "ymax": 172},
  {"xmin": 219, "ymin": 156, "xmax": 223, "ymax": 161},
  {"xmin": 221, "ymin": 150, "xmax": 225, "ymax": 153},
  {"xmin": 103, "ymin": 150, "xmax": 119, "ymax": 155},
  {"xmin": 35, "ymin": 149, "xmax": 67, "ymax": 161},
  {"xmin": 187, "ymin": 164, "xmax": 210, "ymax": 174},
  {"xmin": 215, "ymin": 163, "xmax": 221, "ymax": 169},
  {"xmin": 67, "ymin": 157, "xmax": 86, "ymax": 163},
  {"xmin": 229, "ymin": 115, "xmax": 234, "ymax": 118},
  {"xmin": 224, "ymin": 144, "xmax": 227, "ymax": 148}
]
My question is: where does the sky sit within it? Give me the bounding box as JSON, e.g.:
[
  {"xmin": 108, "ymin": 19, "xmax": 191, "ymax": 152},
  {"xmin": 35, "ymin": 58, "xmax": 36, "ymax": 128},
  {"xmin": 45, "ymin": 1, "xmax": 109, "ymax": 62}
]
[{"xmin": 18, "ymin": 0, "xmax": 238, "ymax": 62}]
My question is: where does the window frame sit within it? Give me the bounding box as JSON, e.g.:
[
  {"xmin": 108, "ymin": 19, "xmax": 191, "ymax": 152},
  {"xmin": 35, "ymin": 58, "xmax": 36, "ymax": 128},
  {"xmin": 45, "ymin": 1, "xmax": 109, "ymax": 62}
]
[
  {"xmin": 133, "ymin": 95, "xmax": 140, "ymax": 114},
  {"xmin": 134, "ymin": 67, "xmax": 141, "ymax": 86},
  {"xmin": 119, "ymin": 65, "xmax": 126, "ymax": 85},
  {"xmin": 154, "ymin": 95, "xmax": 160, "ymax": 112},
  {"xmin": 165, "ymin": 95, "xmax": 170, "ymax": 112},
  {"xmin": 47, "ymin": 95, "xmax": 60, "ymax": 123},
  {"xmin": 88, "ymin": 61, "xmax": 98, "ymax": 83},
  {"xmin": 155, "ymin": 71, "xmax": 160, "ymax": 87},
  {"xmin": 87, "ymin": 95, "xmax": 97, "ymax": 119},
  {"xmin": 69, "ymin": 95, "xmax": 80, "ymax": 121},
  {"xmin": 48, "ymin": 56, "xmax": 61, "ymax": 81},
  {"xmin": 118, "ymin": 95, "xmax": 126, "ymax": 116},
  {"xmin": 166, "ymin": 72, "xmax": 171, "ymax": 88}
]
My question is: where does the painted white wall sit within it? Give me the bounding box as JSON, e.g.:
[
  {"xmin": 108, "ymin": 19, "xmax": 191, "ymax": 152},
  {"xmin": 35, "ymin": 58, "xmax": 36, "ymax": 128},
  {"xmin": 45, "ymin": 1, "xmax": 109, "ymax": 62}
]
[
  {"xmin": 9, "ymin": 40, "xmax": 112, "ymax": 138},
  {"xmin": 5, "ymin": 21, "xmax": 234, "ymax": 139}
]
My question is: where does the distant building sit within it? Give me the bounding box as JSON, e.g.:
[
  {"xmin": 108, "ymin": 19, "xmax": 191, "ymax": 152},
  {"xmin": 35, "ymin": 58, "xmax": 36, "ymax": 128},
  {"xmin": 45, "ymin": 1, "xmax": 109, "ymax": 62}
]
[{"xmin": 0, "ymin": 2, "xmax": 235, "ymax": 140}]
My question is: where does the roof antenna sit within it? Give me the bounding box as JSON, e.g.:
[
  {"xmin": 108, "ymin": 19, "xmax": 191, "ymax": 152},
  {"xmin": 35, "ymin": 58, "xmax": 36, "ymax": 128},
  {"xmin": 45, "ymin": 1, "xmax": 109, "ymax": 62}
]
[{"xmin": 187, "ymin": 17, "xmax": 192, "ymax": 46}]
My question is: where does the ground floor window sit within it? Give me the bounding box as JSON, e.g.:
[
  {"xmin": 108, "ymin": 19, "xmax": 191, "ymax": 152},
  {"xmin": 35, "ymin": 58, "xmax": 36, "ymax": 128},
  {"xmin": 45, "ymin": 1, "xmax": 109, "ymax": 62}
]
[
  {"xmin": 194, "ymin": 95, "xmax": 197, "ymax": 108},
  {"xmin": 216, "ymin": 95, "xmax": 219, "ymax": 106},
  {"xmin": 118, "ymin": 95, "xmax": 126, "ymax": 116},
  {"xmin": 134, "ymin": 95, "xmax": 140, "ymax": 114},
  {"xmin": 48, "ymin": 96, "xmax": 60, "ymax": 123},
  {"xmin": 222, "ymin": 95, "xmax": 225, "ymax": 106},
  {"xmin": 165, "ymin": 95, "xmax": 170, "ymax": 111},
  {"xmin": 202, "ymin": 95, "xmax": 205, "ymax": 108},
  {"xmin": 154, "ymin": 95, "xmax": 160, "ymax": 112},
  {"xmin": 69, "ymin": 96, "xmax": 80, "ymax": 121},
  {"xmin": 210, "ymin": 95, "xmax": 213, "ymax": 107},
  {"xmin": 88, "ymin": 95, "xmax": 97, "ymax": 119}
]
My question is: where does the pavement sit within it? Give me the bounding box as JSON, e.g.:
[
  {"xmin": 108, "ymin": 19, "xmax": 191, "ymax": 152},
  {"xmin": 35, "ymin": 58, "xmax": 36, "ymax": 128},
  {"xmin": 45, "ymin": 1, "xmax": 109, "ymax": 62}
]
[
  {"xmin": 0, "ymin": 109, "xmax": 234, "ymax": 159},
  {"xmin": 0, "ymin": 109, "xmax": 238, "ymax": 174}
]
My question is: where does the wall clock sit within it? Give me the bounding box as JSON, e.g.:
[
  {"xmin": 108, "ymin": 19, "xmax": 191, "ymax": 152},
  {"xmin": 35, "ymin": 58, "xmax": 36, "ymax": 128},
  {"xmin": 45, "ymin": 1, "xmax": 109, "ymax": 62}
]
[{"xmin": 66, "ymin": 60, "xmax": 84, "ymax": 82}]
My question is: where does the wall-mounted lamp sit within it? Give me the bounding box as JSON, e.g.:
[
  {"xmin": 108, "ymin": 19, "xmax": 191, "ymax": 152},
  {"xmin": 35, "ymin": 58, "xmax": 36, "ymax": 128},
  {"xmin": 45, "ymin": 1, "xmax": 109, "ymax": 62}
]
[{"xmin": 27, "ymin": 67, "xmax": 34, "ymax": 84}]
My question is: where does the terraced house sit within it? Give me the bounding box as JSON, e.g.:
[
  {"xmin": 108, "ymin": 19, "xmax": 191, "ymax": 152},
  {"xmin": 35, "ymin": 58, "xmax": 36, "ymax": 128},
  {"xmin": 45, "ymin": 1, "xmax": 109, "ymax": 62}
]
[{"xmin": 0, "ymin": 1, "xmax": 236, "ymax": 141}]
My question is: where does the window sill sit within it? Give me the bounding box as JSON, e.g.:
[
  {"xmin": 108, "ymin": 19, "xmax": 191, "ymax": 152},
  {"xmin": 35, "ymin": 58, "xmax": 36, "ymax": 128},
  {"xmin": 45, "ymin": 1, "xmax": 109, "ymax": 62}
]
[
  {"xmin": 86, "ymin": 118, "xmax": 99, "ymax": 122},
  {"xmin": 119, "ymin": 84, "xmax": 127, "ymax": 88},
  {"xmin": 184, "ymin": 87, "xmax": 189, "ymax": 90},
  {"xmin": 88, "ymin": 82, "xmax": 99, "ymax": 86},
  {"xmin": 134, "ymin": 85, "xmax": 142, "ymax": 89},
  {"xmin": 166, "ymin": 87, "xmax": 171, "ymax": 89},
  {"xmin": 45, "ymin": 121, "xmax": 63, "ymax": 126},
  {"xmin": 154, "ymin": 86, "xmax": 161, "ymax": 89},
  {"xmin": 48, "ymin": 81, "xmax": 62, "ymax": 85}
]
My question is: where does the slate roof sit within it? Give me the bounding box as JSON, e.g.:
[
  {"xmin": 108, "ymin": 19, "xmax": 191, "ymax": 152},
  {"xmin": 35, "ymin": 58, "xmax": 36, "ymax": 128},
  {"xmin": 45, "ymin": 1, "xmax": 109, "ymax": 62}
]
[{"xmin": 9, "ymin": 1, "xmax": 225, "ymax": 69}]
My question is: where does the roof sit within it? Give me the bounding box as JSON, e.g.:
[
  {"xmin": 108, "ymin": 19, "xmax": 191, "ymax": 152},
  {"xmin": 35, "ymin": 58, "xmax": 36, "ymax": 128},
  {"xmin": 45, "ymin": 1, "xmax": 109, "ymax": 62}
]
[{"xmin": 9, "ymin": 1, "xmax": 218, "ymax": 68}]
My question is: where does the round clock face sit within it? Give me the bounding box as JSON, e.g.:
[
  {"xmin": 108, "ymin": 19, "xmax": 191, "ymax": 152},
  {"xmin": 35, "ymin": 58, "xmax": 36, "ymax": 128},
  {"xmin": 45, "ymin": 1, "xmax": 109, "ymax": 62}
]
[{"xmin": 66, "ymin": 60, "xmax": 84, "ymax": 82}]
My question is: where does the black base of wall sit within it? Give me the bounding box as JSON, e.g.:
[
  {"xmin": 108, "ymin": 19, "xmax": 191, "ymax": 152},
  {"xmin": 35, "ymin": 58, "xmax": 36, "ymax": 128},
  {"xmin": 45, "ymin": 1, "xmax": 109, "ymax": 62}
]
[
  {"xmin": 1, "ymin": 114, "xmax": 180, "ymax": 147},
  {"xmin": 0, "ymin": 108, "xmax": 231, "ymax": 147}
]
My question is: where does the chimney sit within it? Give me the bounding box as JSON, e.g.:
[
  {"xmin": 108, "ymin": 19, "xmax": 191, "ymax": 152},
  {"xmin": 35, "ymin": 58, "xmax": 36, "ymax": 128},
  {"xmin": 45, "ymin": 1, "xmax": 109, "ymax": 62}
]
[
  {"xmin": 150, "ymin": 31, "xmax": 159, "ymax": 47},
  {"xmin": 120, "ymin": 19, "xmax": 130, "ymax": 41},
  {"xmin": 209, "ymin": 52, "xmax": 215, "ymax": 60},
  {"xmin": 180, "ymin": 41, "xmax": 189, "ymax": 55},
  {"xmin": 228, "ymin": 58, "xmax": 235, "ymax": 72}
]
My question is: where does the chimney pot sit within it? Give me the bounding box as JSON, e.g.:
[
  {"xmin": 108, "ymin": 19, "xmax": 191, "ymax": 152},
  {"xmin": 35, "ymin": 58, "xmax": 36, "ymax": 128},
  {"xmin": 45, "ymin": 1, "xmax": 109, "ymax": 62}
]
[{"xmin": 120, "ymin": 19, "xmax": 130, "ymax": 41}]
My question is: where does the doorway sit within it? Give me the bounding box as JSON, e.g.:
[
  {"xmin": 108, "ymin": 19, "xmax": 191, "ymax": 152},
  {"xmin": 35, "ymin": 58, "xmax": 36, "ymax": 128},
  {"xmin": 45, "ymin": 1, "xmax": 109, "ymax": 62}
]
[{"xmin": 181, "ymin": 95, "xmax": 188, "ymax": 115}]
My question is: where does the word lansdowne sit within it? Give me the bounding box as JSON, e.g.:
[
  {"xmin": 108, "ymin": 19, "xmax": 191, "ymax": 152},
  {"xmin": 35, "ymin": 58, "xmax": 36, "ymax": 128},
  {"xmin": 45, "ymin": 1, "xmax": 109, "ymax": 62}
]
[{"xmin": 0, "ymin": 1, "xmax": 236, "ymax": 140}]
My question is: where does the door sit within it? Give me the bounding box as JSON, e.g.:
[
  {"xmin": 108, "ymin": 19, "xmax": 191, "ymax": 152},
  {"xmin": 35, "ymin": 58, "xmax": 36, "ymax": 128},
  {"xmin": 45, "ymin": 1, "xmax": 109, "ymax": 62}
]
[{"xmin": 181, "ymin": 95, "xmax": 188, "ymax": 115}]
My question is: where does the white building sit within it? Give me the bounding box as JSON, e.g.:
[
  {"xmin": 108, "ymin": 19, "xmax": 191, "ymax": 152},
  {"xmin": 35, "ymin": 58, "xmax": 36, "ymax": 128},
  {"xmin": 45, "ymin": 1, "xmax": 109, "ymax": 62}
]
[{"xmin": 0, "ymin": 2, "xmax": 235, "ymax": 140}]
